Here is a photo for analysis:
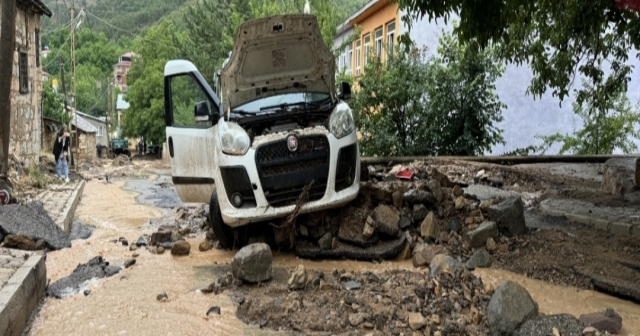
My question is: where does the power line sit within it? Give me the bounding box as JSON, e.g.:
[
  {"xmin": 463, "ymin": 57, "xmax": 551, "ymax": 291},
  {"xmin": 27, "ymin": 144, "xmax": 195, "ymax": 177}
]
[
  {"xmin": 42, "ymin": 19, "xmax": 72, "ymax": 36},
  {"xmin": 84, "ymin": 10, "xmax": 178, "ymax": 50},
  {"xmin": 43, "ymin": 30, "xmax": 73, "ymax": 69}
]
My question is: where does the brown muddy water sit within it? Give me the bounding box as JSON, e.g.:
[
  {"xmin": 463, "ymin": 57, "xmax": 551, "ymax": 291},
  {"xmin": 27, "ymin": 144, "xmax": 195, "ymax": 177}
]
[{"xmin": 27, "ymin": 178, "xmax": 640, "ymax": 336}]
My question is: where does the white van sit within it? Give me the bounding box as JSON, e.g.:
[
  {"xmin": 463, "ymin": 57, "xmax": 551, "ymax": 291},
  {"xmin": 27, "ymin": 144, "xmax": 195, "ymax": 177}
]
[{"xmin": 163, "ymin": 14, "xmax": 360, "ymax": 247}]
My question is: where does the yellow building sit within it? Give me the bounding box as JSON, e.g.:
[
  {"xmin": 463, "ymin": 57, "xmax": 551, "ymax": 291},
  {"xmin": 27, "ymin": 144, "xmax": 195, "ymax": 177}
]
[{"xmin": 335, "ymin": 0, "xmax": 400, "ymax": 76}]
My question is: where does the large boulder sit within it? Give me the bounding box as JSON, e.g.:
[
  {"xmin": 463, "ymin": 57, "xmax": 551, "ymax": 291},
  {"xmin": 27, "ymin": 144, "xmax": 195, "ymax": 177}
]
[
  {"xmin": 231, "ymin": 243, "xmax": 273, "ymax": 283},
  {"xmin": 488, "ymin": 197, "xmax": 526, "ymax": 236},
  {"xmin": 487, "ymin": 281, "xmax": 539, "ymax": 335},
  {"xmin": 430, "ymin": 254, "xmax": 464, "ymax": 277},
  {"xmin": 372, "ymin": 204, "xmax": 400, "ymax": 237},
  {"xmin": 601, "ymin": 157, "xmax": 639, "ymax": 195},
  {"xmin": 579, "ymin": 309, "xmax": 623, "ymax": 333},
  {"xmin": 0, "ymin": 201, "xmax": 71, "ymax": 250},
  {"xmin": 466, "ymin": 221, "xmax": 498, "ymax": 248},
  {"xmin": 514, "ymin": 314, "xmax": 584, "ymax": 336},
  {"xmin": 412, "ymin": 243, "xmax": 447, "ymax": 267}
]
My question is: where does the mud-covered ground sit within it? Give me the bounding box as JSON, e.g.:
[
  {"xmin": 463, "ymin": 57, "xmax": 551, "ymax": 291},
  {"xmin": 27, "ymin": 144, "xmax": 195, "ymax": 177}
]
[{"xmin": 17, "ymin": 155, "xmax": 640, "ymax": 335}]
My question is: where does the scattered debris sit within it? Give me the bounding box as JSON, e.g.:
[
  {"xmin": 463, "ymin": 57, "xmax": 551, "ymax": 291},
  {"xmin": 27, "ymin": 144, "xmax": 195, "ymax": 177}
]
[
  {"xmin": 579, "ymin": 309, "xmax": 623, "ymax": 333},
  {"xmin": 206, "ymin": 306, "xmax": 221, "ymax": 316},
  {"xmin": 171, "ymin": 240, "xmax": 191, "ymax": 256},
  {"xmin": 124, "ymin": 259, "xmax": 136, "ymax": 268},
  {"xmin": 157, "ymin": 292, "xmax": 168, "ymax": 301}
]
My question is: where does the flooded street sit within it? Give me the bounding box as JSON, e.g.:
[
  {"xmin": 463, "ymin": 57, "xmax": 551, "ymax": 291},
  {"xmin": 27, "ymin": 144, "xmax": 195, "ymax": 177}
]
[{"xmin": 26, "ymin": 174, "xmax": 640, "ymax": 335}]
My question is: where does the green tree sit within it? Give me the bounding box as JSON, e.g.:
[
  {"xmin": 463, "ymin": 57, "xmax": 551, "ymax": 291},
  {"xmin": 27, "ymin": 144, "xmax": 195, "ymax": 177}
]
[
  {"xmin": 42, "ymin": 80, "xmax": 71, "ymax": 125},
  {"xmin": 425, "ymin": 30, "xmax": 505, "ymax": 155},
  {"xmin": 396, "ymin": 0, "xmax": 640, "ymax": 107},
  {"xmin": 537, "ymin": 82, "xmax": 640, "ymax": 155},
  {"xmin": 123, "ymin": 20, "xmax": 183, "ymax": 143},
  {"xmin": 352, "ymin": 31, "xmax": 505, "ymax": 156}
]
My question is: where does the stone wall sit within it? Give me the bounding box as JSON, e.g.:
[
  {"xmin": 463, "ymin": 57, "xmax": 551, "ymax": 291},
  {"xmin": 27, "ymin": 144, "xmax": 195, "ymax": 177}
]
[
  {"xmin": 7, "ymin": 8, "xmax": 43, "ymax": 169},
  {"xmin": 76, "ymin": 132, "xmax": 96, "ymax": 162}
]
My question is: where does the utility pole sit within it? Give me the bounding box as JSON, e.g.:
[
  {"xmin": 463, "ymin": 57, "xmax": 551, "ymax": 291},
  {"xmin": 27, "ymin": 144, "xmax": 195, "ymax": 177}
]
[
  {"xmin": 105, "ymin": 78, "xmax": 111, "ymax": 157},
  {"xmin": 0, "ymin": 0, "xmax": 17, "ymax": 176},
  {"xmin": 70, "ymin": 6, "xmax": 78, "ymax": 170}
]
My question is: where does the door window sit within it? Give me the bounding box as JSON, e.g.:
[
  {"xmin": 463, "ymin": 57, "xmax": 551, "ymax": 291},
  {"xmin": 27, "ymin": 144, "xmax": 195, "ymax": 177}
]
[{"xmin": 170, "ymin": 74, "xmax": 213, "ymax": 128}]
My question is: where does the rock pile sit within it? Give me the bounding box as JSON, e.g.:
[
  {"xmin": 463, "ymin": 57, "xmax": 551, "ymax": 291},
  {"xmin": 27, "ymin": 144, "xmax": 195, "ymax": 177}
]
[
  {"xmin": 234, "ymin": 266, "xmax": 492, "ymax": 335},
  {"xmin": 134, "ymin": 205, "xmax": 212, "ymax": 256},
  {"xmin": 292, "ymin": 161, "xmax": 528, "ymax": 277}
]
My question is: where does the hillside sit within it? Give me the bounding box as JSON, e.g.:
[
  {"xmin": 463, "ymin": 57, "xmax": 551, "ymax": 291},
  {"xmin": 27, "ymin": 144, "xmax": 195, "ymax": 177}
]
[
  {"xmin": 42, "ymin": 0, "xmax": 366, "ymax": 40},
  {"xmin": 42, "ymin": 0, "xmax": 192, "ymax": 39}
]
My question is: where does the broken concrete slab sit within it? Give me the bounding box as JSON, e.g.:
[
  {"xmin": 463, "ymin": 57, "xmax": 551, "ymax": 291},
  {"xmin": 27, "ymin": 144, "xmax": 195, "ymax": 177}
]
[
  {"xmin": 0, "ymin": 250, "xmax": 46, "ymax": 336},
  {"xmin": 602, "ymin": 157, "xmax": 639, "ymax": 195},
  {"xmin": 463, "ymin": 184, "xmax": 521, "ymax": 201},
  {"xmin": 46, "ymin": 256, "xmax": 120, "ymax": 298},
  {"xmin": 0, "ymin": 201, "xmax": 71, "ymax": 250},
  {"xmin": 295, "ymin": 235, "xmax": 407, "ymax": 261}
]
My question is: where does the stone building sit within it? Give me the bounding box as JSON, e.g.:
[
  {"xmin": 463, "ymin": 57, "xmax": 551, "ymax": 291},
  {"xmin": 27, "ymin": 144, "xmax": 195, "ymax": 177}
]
[
  {"xmin": 70, "ymin": 113, "xmax": 97, "ymax": 162},
  {"xmin": 75, "ymin": 111, "xmax": 108, "ymax": 148},
  {"xmin": 2, "ymin": 0, "xmax": 52, "ymax": 170}
]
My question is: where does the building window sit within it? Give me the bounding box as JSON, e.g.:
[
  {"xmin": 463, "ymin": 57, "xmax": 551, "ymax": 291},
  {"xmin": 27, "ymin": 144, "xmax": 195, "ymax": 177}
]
[
  {"xmin": 355, "ymin": 39, "xmax": 361, "ymax": 75},
  {"xmin": 375, "ymin": 27, "xmax": 383, "ymax": 59},
  {"xmin": 35, "ymin": 30, "xmax": 40, "ymax": 67},
  {"xmin": 346, "ymin": 43, "xmax": 352, "ymax": 75},
  {"xmin": 97, "ymin": 126, "xmax": 103, "ymax": 136},
  {"xmin": 19, "ymin": 52, "xmax": 28, "ymax": 94},
  {"xmin": 387, "ymin": 21, "xmax": 396, "ymax": 56},
  {"xmin": 363, "ymin": 34, "xmax": 371, "ymax": 66}
]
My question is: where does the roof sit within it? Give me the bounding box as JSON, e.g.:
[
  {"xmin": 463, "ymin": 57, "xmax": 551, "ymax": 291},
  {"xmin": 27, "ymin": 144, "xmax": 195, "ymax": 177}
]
[
  {"xmin": 336, "ymin": 0, "xmax": 381, "ymax": 35},
  {"xmin": 71, "ymin": 114, "xmax": 98, "ymax": 133},
  {"xmin": 17, "ymin": 0, "xmax": 52, "ymax": 17},
  {"xmin": 75, "ymin": 110, "xmax": 106, "ymax": 124},
  {"xmin": 116, "ymin": 94, "xmax": 129, "ymax": 110}
]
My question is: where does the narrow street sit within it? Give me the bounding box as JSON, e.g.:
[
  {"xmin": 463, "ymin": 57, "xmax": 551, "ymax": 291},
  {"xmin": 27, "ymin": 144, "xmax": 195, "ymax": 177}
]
[{"xmin": 18, "ymin": 159, "xmax": 640, "ymax": 335}]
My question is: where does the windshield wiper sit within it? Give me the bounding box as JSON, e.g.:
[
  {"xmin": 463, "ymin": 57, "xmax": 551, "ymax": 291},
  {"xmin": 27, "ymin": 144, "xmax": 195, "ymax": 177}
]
[{"xmin": 259, "ymin": 98, "xmax": 332, "ymax": 112}]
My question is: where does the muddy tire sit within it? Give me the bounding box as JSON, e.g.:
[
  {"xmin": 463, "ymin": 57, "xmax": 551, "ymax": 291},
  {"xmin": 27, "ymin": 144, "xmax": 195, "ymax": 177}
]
[{"xmin": 209, "ymin": 191, "xmax": 234, "ymax": 248}]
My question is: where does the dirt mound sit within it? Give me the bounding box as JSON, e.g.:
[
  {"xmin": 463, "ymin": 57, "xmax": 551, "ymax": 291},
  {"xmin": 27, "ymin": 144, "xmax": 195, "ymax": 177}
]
[
  {"xmin": 111, "ymin": 155, "xmax": 132, "ymax": 166},
  {"xmin": 232, "ymin": 267, "xmax": 491, "ymax": 335}
]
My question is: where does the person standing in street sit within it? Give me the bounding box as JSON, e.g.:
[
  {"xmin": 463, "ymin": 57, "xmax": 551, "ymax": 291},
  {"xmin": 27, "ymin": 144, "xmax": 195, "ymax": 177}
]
[{"xmin": 53, "ymin": 126, "xmax": 70, "ymax": 183}]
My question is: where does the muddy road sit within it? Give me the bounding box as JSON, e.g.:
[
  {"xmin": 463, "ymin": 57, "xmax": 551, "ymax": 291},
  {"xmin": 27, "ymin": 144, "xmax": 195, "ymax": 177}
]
[{"xmin": 23, "ymin": 159, "xmax": 640, "ymax": 335}]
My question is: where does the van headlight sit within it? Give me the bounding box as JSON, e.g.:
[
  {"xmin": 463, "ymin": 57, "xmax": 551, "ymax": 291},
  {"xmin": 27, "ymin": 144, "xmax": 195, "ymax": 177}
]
[
  {"xmin": 218, "ymin": 121, "xmax": 250, "ymax": 155},
  {"xmin": 329, "ymin": 102, "xmax": 355, "ymax": 139}
]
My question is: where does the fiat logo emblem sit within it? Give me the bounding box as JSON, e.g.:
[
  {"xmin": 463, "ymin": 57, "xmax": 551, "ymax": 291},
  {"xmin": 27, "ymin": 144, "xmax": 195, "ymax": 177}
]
[
  {"xmin": 0, "ymin": 190, "xmax": 9, "ymax": 205},
  {"xmin": 287, "ymin": 135, "xmax": 298, "ymax": 152}
]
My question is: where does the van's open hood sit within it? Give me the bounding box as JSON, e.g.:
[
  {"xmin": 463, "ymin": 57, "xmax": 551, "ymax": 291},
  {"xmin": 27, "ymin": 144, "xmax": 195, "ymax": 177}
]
[{"xmin": 220, "ymin": 14, "xmax": 336, "ymax": 110}]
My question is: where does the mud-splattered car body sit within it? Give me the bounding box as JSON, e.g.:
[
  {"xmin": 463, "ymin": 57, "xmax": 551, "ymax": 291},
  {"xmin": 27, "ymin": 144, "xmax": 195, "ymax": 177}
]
[{"xmin": 163, "ymin": 14, "xmax": 360, "ymax": 243}]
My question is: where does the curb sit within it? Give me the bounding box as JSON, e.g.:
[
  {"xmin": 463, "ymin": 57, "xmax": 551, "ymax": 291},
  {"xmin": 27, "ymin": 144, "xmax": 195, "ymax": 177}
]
[
  {"xmin": 540, "ymin": 199, "xmax": 640, "ymax": 239},
  {"xmin": 0, "ymin": 251, "xmax": 46, "ymax": 336},
  {"xmin": 58, "ymin": 180, "xmax": 85, "ymax": 233}
]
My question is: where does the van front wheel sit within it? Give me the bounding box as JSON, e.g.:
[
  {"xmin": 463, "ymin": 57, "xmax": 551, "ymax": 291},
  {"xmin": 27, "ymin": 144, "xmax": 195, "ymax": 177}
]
[{"xmin": 209, "ymin": 191, "xmax": 234, "ymax": 248}]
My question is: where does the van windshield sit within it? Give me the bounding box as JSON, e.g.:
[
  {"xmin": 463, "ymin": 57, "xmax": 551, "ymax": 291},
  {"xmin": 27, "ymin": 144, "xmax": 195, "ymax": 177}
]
[{"xmin": 231, "ymin": 92, "xmax": 331, "ymax": 114}]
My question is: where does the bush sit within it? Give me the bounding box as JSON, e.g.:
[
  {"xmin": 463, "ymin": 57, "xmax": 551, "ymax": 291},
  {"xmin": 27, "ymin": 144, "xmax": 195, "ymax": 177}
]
[{"xmin": 350, "ymin": 29, "xmax": 505, "ymax": 157}]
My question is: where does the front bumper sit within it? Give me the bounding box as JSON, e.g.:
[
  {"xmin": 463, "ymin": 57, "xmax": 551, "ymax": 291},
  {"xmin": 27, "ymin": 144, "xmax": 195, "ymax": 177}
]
[{"xmin": 215, "ymin": 129, "xmax": 360, "ymax": 227}]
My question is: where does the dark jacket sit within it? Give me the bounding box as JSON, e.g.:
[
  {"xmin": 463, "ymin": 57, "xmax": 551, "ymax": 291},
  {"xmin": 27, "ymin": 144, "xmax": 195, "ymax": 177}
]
[{"xmin": 52, "ymin": 130, "xmax": 70, "ymax": 161}]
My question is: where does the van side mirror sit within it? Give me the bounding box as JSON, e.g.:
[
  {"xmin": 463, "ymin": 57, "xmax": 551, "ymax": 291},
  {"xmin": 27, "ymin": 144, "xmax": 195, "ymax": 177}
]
[
  {"xmin": 194, "ymin": 101, "xmax": 210, "ymax": 117},
  {"xmin": 338, "ymin": 82, "xmax": 352, "ymax": 100}
]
